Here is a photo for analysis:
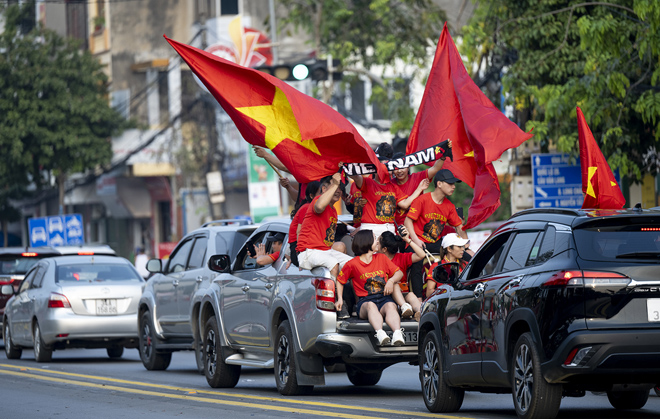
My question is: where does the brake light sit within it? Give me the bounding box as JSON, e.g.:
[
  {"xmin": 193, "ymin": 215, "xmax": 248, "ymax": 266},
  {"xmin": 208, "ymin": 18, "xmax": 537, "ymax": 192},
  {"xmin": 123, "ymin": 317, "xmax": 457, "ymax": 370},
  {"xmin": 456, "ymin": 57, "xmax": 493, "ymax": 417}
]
[
  {"xmin": 641, "ymin": 227, "xmax": 660, "ymax": 231},
  {"xmin": 22, "ymin": 252, "xmax": 38, "ymax": 257},
  {"xmin": 48, "ymin": 293, "xmax": 71, "ymax": 308},
  {"xmin": 542, "ymin": 270, "xmax": 629, "ymax": 287},
  {"xmin": 313, "ymin": 278, "xmax": 336, "ymax": 311},
  {"xmin": 77, "ymin": 251, "xmax": 94, "ymax": 255}
]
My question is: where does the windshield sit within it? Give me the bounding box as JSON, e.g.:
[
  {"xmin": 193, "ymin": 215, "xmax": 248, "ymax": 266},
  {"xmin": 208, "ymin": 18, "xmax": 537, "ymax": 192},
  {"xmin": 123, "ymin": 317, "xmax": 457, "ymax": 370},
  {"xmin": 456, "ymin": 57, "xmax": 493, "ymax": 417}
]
[
  {"xmin": 574, "ymin": 223, "xmax": 660, "ymax": 261},
  {"xmin": 0, "ymin": 256, "xmax": 45, "ymax": 275},
  {"xmin": 56, "ymin": 264, "xmax": 143, "ymax": 283}
]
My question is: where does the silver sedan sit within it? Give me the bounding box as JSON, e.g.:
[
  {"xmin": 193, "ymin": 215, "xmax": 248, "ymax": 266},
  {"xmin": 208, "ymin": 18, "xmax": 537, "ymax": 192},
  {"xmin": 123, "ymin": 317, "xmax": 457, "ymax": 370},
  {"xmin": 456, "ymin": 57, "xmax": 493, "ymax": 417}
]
[{"xmin": 1, "ymin": 255, "xmax": 144, "ymax": 361}]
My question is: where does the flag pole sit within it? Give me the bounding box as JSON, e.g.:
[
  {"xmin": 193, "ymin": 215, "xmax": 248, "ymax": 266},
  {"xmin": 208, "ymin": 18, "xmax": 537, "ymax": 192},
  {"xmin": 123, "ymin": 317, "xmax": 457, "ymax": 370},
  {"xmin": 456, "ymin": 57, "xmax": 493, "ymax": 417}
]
[{"xmin": 266, "ymin": 160, "xmax": 284, "ymax": 179}]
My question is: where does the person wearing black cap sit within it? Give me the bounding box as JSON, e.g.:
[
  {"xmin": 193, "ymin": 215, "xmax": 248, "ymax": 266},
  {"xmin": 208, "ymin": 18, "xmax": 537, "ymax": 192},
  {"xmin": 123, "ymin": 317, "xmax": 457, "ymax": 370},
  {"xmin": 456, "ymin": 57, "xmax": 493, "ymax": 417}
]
[
  {"xmin": 255, "ymin": 232, "xmax": 286, "ymax": 266},
  {"xmin": 403, "ymin": 169, "xmax": 468, "ymax": 300}
]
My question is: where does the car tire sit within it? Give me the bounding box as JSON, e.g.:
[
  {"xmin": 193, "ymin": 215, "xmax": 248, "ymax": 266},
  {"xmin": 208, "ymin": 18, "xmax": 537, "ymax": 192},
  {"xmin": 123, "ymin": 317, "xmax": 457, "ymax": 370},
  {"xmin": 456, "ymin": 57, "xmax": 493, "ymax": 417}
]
[
  {"xmin": 138, "ymin": 311, "xmax": 172, "ymax": 370},
  {"xmin": 607, "ymin": 390, "xmax": 649, "ymax": 410},
  {"xmin": 107, "ymin": 346, "xmax": 124, "ymax": 359},
  {"xmin": 194, "ymin": 333, "xmax": 205, "ymax": 375},
  {"xmin": 655, "ymin": 386, "xmax": 660, "ymax": 397},
  {"xmin": 346, "ymin": 365, "xmax": 382, "ymax": 386},
  {"xmin": 511, "ymin": 333, "xmax": 562, "ymax": 419},
  {"xmin": 420, "ymin": 330, "xmax": 464, "ymax": 413},
  {"xmin": 33, "ymin": 322, "xmax": 52, "ymax": 362},
  {"xmin": 4, "ymin": 321, "xmax": 22, "ymax": 360},
  {"xmin": 203, "ymin": 316, "xmax": 240, "ymax": 388},
  {"xmin": 274, "ymin": 320, "xmax": 313, "ymax": 395}
]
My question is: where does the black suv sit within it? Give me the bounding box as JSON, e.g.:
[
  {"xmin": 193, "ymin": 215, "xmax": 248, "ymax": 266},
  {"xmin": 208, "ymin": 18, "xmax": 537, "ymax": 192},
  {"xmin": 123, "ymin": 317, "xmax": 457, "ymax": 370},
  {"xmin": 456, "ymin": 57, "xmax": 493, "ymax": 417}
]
[{"xmin": 418, "ymin": 208, "xmax": 660, "ymax": 419}]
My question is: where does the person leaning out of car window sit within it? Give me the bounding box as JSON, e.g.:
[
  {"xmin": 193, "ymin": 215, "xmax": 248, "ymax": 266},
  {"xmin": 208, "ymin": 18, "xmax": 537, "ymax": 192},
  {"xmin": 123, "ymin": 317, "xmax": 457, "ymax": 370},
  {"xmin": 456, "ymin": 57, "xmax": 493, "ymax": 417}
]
[
  {"xmin": 255, "ymin": 232, "xmax": 286, "ymax": 266},
  {"xmin": 424, "ymin": 233, "xmax": 470, "ymax": 299}
]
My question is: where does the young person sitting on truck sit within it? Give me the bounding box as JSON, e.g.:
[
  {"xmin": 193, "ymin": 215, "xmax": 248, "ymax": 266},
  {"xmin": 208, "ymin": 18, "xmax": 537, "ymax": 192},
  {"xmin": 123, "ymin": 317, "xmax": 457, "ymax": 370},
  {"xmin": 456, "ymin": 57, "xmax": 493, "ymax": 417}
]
[
  {"xmin": 404, "ymin": 169, "xmax": 468, "ymax": 301},
  {"xmin": 255, "ymin": 232, "xmax": 286, "ymax": 267},
  {"xmin": 377, "ymin": 228, "xmax": 426, "ymax": 321},
  {"xmin": 336, "ymin": 230, "xmax": 406, "ymax": 346},
  {"xmin": 287, "ymin": 180, "xmax": 320, "ymax": 267},
  {"xmin": 424, "ymin": 233, "xmax": 470, "ymax": 298}
]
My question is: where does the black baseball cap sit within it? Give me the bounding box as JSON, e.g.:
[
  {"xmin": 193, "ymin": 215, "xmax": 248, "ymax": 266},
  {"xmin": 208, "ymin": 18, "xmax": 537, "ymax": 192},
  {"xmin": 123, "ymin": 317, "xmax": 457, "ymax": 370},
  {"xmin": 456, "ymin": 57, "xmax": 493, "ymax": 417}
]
[
  {"xmin": 266, "ymin": 232, "xmax": 286, "ymax": 243},
  {"xmin": 434, "ymin": 169, "xmax": 462, "ymax": 184}
]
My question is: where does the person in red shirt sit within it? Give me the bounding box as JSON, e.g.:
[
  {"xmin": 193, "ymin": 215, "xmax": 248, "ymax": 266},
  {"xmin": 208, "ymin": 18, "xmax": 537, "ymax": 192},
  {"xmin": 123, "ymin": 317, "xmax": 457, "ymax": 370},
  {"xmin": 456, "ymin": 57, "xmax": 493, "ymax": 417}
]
[
  {"xmin": 425, "ymin": 233, "xmax": 470, "ymax": 298},
  {"xmin": 255, "ymin": 232, "xmax": 286, "ymax": 266},
  {"xmin": 297, "ymin": 173, "xmax": 352, "ymax": 279},
  {"xmin": 287, "ymin": 180, "xmax": 320, "ymax": 267},
  {"xmin": 336, "ymin": 230, "xmax": 405, "ymax": 346},
  {"xmin": 377, "ymin": 227, "xmax": 426, "ymax": 321},
  {"xmin": 404, "ymin": 169, "xmax": 468, "ymax": 300}
]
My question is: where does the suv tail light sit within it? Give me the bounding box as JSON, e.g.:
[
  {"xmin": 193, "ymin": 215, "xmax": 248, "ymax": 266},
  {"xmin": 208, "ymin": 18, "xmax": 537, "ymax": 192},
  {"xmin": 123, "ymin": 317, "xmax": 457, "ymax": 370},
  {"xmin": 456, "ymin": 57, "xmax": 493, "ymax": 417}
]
[
  {"xmin": 542, "ymin": 270, "xmax": 630, "ymax": 288},
  {"xmin": 313, "ymin": 278, "xmax": 336, "ymax": 311},
  {"xmin": 48, "ymin": 293, "xmax": 71, "ymax": 308},
  {"xmin": 22, "ymin": 252, "xmax": 38, "ymax": 257}
]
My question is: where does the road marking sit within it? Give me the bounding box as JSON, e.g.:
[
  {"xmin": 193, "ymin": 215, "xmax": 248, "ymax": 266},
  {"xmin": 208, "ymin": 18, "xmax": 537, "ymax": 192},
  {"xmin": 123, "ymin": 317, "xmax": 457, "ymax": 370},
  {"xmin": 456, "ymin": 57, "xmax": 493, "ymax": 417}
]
[{"xmin": 0, "ymin": 363, "xmax": 474, "ymax": 418}]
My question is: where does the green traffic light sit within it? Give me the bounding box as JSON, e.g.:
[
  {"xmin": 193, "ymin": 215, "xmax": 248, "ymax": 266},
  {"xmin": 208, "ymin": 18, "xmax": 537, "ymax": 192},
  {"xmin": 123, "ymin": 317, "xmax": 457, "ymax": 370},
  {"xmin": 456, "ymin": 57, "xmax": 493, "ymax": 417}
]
[{"xmin": 292, "ymin": 63, "xmax": 309, "ymax": 80}]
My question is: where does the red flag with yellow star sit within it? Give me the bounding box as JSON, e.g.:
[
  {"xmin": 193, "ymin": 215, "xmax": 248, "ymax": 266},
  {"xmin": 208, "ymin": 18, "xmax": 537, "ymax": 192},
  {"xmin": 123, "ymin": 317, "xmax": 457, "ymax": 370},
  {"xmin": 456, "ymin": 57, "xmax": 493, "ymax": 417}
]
[
  {"xmin": 165, "ymin": 36, "xmax": 388, "ymax": 184},
  {"xmin": 577, "ymin": 107, "xmax": 625, "ymax": 209},
  {"xmin": 407, "ymin": 24, "xmax": 532, "ymax": 228}
]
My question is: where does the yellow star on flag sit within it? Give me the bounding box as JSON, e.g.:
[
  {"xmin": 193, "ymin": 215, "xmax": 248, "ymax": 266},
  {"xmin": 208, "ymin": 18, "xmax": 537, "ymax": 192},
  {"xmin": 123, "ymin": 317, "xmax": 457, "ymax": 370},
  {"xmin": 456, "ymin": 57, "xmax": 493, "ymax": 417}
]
[
  {"xmin": 237, "ymin": 87, "xmax": 321, "ymax": 155},
  {"xmin": 586, "ymin": 166, "xmax": 597, "ymax": 198},
  {"xmin": 464, "ymin": 150, "xmax": 474, "ymax": 158}
]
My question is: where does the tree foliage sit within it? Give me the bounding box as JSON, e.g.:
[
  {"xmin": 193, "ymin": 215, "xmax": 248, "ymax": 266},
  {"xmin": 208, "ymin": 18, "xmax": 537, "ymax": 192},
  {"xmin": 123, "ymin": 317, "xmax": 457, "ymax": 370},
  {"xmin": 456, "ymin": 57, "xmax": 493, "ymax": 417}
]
[
  {"xmin": 462, "ymin": 0, "xmax": 660, "ymax": 181},
  {"xmin": 0, "ymin": 3, "xmax": 128, "ymax": 207},
  {"xmin": 278, "ymin": 0, "xmax": 447, "ymax": 134}
]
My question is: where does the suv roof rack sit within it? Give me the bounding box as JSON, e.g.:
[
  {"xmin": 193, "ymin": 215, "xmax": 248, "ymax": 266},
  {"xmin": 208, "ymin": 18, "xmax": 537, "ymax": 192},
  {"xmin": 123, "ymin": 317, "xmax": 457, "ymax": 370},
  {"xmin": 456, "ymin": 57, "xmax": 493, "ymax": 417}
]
[
  {"xmin": 509, "ymin": 208, "xmax": 582, "ymax": 219},
  {"xmin": 201, "ymin": 219, "xmax": 251, "ymax": 227}
]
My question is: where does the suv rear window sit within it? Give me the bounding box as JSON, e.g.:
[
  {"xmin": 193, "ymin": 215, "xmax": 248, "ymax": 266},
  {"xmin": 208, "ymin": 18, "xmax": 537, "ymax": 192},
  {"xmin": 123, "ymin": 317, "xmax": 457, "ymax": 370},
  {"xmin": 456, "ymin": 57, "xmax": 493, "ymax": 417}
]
[
  {"xmin": 0, "ymin": 255, "xmax": 50, "ymax": 275},
  {"xmin": 574, "ymin": 221, "xmax": 660, "ymax": 261}
]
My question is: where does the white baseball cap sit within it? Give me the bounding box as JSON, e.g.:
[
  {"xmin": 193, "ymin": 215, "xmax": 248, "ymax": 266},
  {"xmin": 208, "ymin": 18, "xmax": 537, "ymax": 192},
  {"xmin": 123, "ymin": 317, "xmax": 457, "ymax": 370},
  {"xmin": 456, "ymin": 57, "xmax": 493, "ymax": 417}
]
[{"xmin": 442, "ymin": 233, "xmax": 469, "ymax": 249}]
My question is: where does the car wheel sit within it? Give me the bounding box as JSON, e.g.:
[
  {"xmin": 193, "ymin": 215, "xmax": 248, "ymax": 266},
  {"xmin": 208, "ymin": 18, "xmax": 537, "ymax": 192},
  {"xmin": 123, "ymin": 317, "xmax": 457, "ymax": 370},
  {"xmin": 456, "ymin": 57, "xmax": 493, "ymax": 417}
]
[
  {"xmin": 33, "ymin": 322, "xmax": 52, "ymax": 362},
  {"xmin": 346, "ymin": 365, "xmax": 382, "ymax": 386},
  {"xmin": 203, "ymin": 316, "xmax": 240, "ymax": 388},
  {"xmin": 607, "ymin": 390, "xmax": 649, "ymax": 410},
  {"xmin": 107, "ymin": 346, "xmax": 124, "ymax": 359},
  {"xmin": 420, "ymin": 330, "xmax": 464, "ymax": 413},
  {"xmin": 4, "ymin": 321, "xmax": 22, "ymax": 360},
  {"xmin": 138, "ymin": 311, "xmax": 172, "ymax": 370},
  {"xmin": 655, "ymin": 386, "xmax": 660, "ymax": 397},
  {"xmin": 511, "ymin": 333, "xmax": 562, "ymax": 419},
  {"xmin": 194, "ymin": 333, "xmax": 205, "ymax": 375},
  {"xmin": 274, "ymin": 320, "xmax": 313, "ymax": 395}
]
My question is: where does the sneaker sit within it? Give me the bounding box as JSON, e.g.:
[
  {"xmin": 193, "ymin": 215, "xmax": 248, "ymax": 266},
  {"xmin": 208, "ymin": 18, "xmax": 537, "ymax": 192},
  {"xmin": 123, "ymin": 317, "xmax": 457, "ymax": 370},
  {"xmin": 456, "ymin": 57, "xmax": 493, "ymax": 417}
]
[
  {"xmin": 375, "ymin": 329, "xmax": 391, "ymax": 346},
  {"xmin": 392, "ymin": 329, "xmax": 405, "ymax": 346},
  {"xmin": 337, "ymin": 305, "xmax": 350, "ymax": 320},
  {"xmin": 400, "ymin": 303, "xmax": 413, "ymax": 319}
]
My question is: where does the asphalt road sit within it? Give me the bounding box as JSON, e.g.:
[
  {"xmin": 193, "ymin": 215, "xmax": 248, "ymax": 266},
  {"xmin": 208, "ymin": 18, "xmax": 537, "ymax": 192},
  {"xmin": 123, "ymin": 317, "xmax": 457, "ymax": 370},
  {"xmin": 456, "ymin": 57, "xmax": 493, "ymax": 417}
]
[{"xmin": 1, "ymin": 343, "xmax": 659, "ymax": 419}]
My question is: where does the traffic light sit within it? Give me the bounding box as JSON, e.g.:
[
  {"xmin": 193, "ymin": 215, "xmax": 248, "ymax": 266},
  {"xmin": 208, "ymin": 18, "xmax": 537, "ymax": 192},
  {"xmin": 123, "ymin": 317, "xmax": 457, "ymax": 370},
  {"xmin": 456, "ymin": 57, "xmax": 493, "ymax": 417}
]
[{"xmin": 255, "ymin": 59, "xmax": 341, "ymax": 81}]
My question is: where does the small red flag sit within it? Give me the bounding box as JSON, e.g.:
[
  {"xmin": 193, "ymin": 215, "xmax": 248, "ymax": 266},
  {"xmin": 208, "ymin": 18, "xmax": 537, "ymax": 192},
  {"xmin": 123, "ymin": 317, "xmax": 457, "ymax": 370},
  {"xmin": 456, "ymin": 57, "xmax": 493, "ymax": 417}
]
[
  {"xmin": 577, "ymin": 107, "xmax": 625, "ymax": 209},
  {"xmin": 407, "ymin": 23, "xmax": 528, "ymax": 228},
  {"xmin": 164, "ymin": 36, "xmax": 388, "ymax": 184}
]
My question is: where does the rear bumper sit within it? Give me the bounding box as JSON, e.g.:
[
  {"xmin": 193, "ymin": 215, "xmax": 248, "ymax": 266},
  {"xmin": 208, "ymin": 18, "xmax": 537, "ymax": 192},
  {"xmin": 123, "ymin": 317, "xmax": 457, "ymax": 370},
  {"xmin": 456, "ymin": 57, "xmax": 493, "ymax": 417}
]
[
  {"xmin": 315, "ymin": 332, "xmax": 418, "ymax": 363},
  {"xmin": 542, "ymin": 329, "xmax": 660, "ymax": 385},
  {"xmin": 40, "ymin": 310, "xmax": 138, "ymax": 345}
]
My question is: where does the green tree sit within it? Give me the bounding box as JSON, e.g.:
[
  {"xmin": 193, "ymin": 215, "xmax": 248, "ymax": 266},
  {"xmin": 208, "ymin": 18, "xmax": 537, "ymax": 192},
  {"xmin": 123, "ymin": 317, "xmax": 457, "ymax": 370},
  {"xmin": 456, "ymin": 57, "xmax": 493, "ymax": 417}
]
[
  {"xmin": 277, "ymin": 0, "xmax": 447, "ymax": 134},
  {"xmin": 461, "ymin": 0, "xmax": 660, "ymax": 181},
  {"xmin": 0, "ymin": 3, "xmax": 128, "ymax": 215}
]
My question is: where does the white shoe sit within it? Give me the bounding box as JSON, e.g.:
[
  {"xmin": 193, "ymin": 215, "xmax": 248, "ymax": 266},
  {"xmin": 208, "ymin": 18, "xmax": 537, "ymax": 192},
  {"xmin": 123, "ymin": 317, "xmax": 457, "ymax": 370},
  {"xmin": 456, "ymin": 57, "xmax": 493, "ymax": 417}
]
[
  {"xmin": 400, "ymin": 303, "xmax": 413, "ymax": 319},
  {"xmin": 375, "ymin": 329, "xmax": 391, "ymax": 346},
  {"xmin": 392, "ymin": 329, "xmax": 405, "ymax": 346}
]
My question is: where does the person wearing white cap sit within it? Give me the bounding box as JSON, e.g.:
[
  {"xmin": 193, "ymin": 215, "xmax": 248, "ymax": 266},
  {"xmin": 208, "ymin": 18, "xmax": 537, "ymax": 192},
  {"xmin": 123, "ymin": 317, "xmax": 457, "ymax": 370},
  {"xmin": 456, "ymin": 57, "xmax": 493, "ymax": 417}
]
[{"xmin": 424, "ymin": 233, "xmax": 470, "ymax": 298}]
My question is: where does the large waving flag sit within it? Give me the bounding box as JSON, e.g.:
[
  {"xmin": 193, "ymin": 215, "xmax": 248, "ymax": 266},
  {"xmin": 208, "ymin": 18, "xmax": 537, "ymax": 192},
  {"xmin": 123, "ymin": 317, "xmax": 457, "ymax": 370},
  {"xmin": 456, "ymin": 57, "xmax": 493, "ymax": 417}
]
[
  {"xmin": 577, "ymin": 107, "xmax": 625, "ymax": 209},
  {"xmin": 165, "ymin": 36, "xmax": 388, "ymax": 183},
  {"xmin": 407, "ymin": 23, "xmax": 533, "ymax": 229}
]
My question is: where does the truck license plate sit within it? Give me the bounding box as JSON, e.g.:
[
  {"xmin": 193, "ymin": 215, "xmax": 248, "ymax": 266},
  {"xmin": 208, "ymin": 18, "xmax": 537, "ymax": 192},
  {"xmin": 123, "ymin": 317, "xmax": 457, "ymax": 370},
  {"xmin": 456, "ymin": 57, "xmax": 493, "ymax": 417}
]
[
  {"xmin": 97, "ymin": 299, "xmax": 117, "ymax": 315},
  {"xmin": 387, "ymin": 331, "xmax": 417, "ymax": 344},
  {"xmin": 647, "ymin": 299, "xmax": 660, "ymax": 322}
]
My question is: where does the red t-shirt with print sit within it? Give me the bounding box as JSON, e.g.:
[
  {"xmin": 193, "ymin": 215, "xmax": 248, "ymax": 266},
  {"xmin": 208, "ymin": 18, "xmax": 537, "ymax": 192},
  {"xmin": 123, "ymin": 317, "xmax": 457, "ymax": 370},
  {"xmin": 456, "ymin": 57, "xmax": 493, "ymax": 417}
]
[
  {"xmin": 348, "ymin": 182, "xmax": 366, "ymax": 227},
  {"xmin": 297, "ymin": 196, "xmax": 337, "ymax": 252},
  {"xmin": 269, "ymin": 251, "xmax": 281, "ymax": 261},
  {"xmin": 391, "ymin": 252, "xmax": 413, "ymax": 292},
  {"xmin": 359, "ymin": 177, "xmax": 407, "ymax": 224},
  {"xmin": 407, "ymin": 193, "xmax": 462, "ymax": 244},
  {"xmin": 394, "ymin": 170, "xmax": 429, "ymax": 226},
  {"xmin": 337, "ymin": 253, "xmax": 400, "ymax": 298},
  {"xmin": 288, "ymin": 202, "xmax": 310, "ymax": 243}
]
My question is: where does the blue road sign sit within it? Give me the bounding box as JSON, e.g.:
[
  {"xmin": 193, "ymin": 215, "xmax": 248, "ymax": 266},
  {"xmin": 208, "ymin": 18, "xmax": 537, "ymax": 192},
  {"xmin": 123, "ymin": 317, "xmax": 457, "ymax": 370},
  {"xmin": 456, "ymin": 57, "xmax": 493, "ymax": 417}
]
[
  {"xmin": 28, "ymin": 214, "xmax": 85, "ymax": 246},
  {"xmin": 532, "ymin": 153, "xmax": 621, "ymax": 209}
]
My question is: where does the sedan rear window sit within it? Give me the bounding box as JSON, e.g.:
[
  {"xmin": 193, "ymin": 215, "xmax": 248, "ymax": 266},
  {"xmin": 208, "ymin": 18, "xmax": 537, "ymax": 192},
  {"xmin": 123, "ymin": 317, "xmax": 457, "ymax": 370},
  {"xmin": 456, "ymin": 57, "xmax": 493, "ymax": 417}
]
[
  {"xmin": 0, "ymin": 256, "xmax": 46, "ymax": 275},
  {"xmin": 574, "ymin": 223, "xmax": 660, "ymax": 261},
  {"xmin": 56, "ymin": 264, "xmax": 143, "ymax": 283}
]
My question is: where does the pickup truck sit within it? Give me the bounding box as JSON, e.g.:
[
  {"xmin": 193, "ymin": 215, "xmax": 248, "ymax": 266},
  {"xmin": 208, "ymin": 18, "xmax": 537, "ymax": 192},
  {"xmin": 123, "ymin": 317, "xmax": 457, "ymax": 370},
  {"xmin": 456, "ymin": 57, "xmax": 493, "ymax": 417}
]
[{"xmin": 194, "ymin": 220, "xmax": 419, "ymax": 395}]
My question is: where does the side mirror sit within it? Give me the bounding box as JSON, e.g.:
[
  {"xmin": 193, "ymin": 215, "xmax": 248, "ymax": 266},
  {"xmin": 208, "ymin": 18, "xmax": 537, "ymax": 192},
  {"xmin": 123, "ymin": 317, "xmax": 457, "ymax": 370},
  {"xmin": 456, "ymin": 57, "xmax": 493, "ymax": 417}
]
[
  {"xmin": 146, "ymin": 258, "xmax": 162, "ymax": 274},
  {"xmin": 1, "ymin": 285, "xmax": 14, "ymax": 296},
  {"xmin": 208, "ymin": 254, "xmax": 231, "ymax": 273},
  {"xmin": 432, "ymin": 262, "xmax": 461, "ymax": 284}
]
